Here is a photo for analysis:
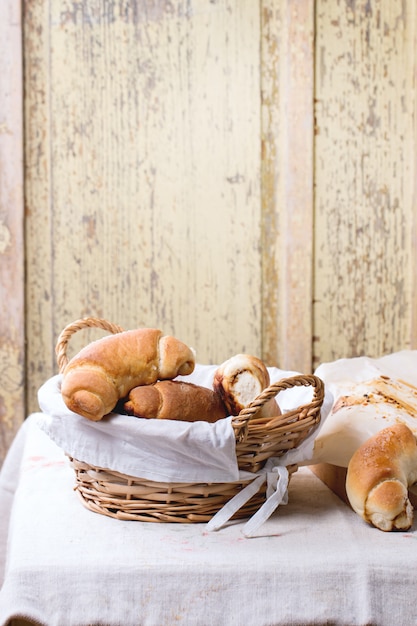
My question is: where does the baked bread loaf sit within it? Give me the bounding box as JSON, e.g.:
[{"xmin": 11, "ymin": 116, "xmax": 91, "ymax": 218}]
[
  {"xmin": 61, "ymin": 328, "xmax": 195, "ymax": 421},
  {"xmin": 123, "ymin": 380, "xmax": 228, "ymax": 423},
  {"xmin": 213, "ymin": 354, "xmax": 281, "ymax": 418},
  {"xmin": 346, "ymin": 423, "xmax": 417, "ymax": 531}
]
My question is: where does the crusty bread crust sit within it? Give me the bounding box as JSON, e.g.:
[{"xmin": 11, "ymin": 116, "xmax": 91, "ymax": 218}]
[
  {"xmin": 346, "ymin": 423, "xmax": 417, "ymax": 531},
  {"xmin": 123, "ymin": 380, "xmax": 227, "ymax": 423},
  {"xmin": 61, "ymin": 328, "xmax": 195, "ymax": 421}
]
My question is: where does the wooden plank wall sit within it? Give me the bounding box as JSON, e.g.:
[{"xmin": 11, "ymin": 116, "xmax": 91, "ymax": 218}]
[
  {"xmin": 314, "ymin": 0, "xmax": 417, "ymax": 367},
  {"xmin": 0, "ymin": 1, "xmax": 24, "ymax": 463},
  {"xmin": 1, "ymin": 0, "xmax": 416, "ymax": 465},
  {"xmin": 24, "ymin": 1, "xmax": 264, "ymax": 416},
  {"xmin": 23, "ymin": 0, "xmax": 315, "ymax": 420},
  {"xmin": 261, "ymin": 1, "xmax": 314, "ymax": 371}
]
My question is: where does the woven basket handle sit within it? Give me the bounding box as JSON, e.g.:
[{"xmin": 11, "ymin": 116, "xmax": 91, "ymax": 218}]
[
  {"xmin": 55, "ymin": 317, "xmax": 125, "ymax": 373},
  {"xmin": 231, "ymin": 374, "xmax": 325, "ymax": 442}
]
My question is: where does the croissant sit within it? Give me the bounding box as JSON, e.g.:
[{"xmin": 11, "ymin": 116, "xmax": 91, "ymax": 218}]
[
  {"xmin": 213, "ymin": 354, "xmax": 281, "ymax": 418},
  {"xmin": 61, "ymin": 328, "xmax": 195, "ymax": 421},
  {"xmin": 346, "ymin": 423, "xmax": 417, "ymax": 531},
  {"xmin": 123, "ymin": 380, "xmax": 228, "ymax": 423}
]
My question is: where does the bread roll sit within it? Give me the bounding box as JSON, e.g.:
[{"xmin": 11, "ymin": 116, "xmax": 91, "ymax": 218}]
[
  {"xmin": 123, "ymin": 380, "xmax": 228, "ymax": 423},
  {"xmin": 346, "ymin": 423, "xmax": 417, "ymax": 531},
  {"xmin": 213, "ymin": 354, "xmax": 281, "ymax": 418},
  {"xmin": 310, "ymin": 375, "xmax": 417, "ymax": 467},
  {"xmin": 61, "ymin": 328, "xmax": 195, "ymax": 421}
]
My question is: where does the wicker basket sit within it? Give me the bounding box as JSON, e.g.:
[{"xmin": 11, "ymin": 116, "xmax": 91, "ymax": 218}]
[{"xmin": 55, "ymin": 317, "xmax": 325, "ymax": 523}]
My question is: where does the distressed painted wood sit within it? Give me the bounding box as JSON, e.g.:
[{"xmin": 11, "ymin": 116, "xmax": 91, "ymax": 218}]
[
  {"xmin": 0, "ymin": 0, "xmax": 24, "ymax": 466},
  {"xmin": 410, "ymin": 7, "xmax": 417, "ymax": 351},
  {"xmin": 261, "ymin": 0, "xmax": 315, "ymax": 373},
  {"xmin": 313, "ymin": 0, "xmax": 417, "ymax": 367},
  {"xmin": 24, "ymin": 1, "xmax": 263, "ymax": 413},
  {"xmin": 18, "ymin": 0, "xmax": 417, "ymax": 451},
  {"xmin": 24, "ymin": 0, "xmax": 55, "ymax": 419}
]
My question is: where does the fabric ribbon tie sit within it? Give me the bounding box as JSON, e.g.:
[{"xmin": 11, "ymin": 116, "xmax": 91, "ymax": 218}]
[{"xmin": 206, "ymin": 460, "xmax": 290, "ymax": 537}]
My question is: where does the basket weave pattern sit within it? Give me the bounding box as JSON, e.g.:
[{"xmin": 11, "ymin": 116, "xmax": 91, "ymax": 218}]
[{"xmin": 56, "ymin": 318, "xmax": 324, "ymax": 523}]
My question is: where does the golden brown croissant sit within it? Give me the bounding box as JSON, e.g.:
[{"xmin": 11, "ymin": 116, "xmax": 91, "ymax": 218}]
[
  {"xmin": 213, "ymin": 354, "xmax": 281, "ymax": 418},
  {"xmin": 61, "ymin": 328, "xmax": 195, "ymax": 421},
  {"xmin": 346, "ymin": 423, "xmax": 417, "ymax": 531},
  {"xmin": 123, "ymin": 380, "xmax": 228, "ymax": 423}
]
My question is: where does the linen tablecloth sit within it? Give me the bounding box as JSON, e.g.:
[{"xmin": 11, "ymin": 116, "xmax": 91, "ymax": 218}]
[{"xmin": 1, "ymin": 414, "xmax": 417, "ymax": 626}]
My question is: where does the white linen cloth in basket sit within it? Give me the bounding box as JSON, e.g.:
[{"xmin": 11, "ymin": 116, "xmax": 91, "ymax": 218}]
[{"xmin": 37, "ymin": 364, "xmax": 328, "ymax": 535}]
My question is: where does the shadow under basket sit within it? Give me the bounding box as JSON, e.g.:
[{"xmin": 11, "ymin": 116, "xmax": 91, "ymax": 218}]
[{"xmin": 56, "ymin": 317, "xmax": 325, "ymax": 523}]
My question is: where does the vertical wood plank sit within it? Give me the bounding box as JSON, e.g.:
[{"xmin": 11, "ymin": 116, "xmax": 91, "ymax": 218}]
[
  {"xmin": 24, "ymin": 0, "xmax": 55, "ymax": 416},
  {"xmin": 0, "ymin": 0, "xmax": 24, "ymax": 466},
  {"xmin": 24, "ymin": 1, "xmax": 263, "ymax": 412},
  {"xmin": 314, "ymin": 0, "xmax": 417, "ymax": 367},
  {"xmin": 261, "ymin": 0, "xmax": 315, "ymax": 373},
  {"xmin": 411, "ymin": 3, "xmax": 417, "ymax": 350}
]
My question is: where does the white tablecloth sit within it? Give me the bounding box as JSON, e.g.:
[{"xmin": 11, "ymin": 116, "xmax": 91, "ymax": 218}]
[{"xmin": 1, "ymin": 414, "xmax": 417, "ymax": 626}]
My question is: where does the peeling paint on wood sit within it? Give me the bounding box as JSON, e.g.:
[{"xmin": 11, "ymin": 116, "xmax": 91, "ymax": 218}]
[
  {"xmin": 12, "ymin": 0, "xmax": 417, "ymax": 467},
  {"xmin": 313, "ymin": 0, "xmax": 417, "ymax": 367},
  {"xmin": 0, "ymin": 221, "xmax": 12, "ymax": 254},
  {"xmin": 0, "ymin": 0, "xmax": 24, "ymax": 466},
  {"xmin": 24, "ymin": 0, "xmax": 54, "ymax": 416},
  {"xmin": 24, "ymin": 0, "xmax": 263, "ymax": 413},
  {"xmin": 261, "ymin": 0, "xmax": 314, "ymax": 373},
  {"xmin": 0, "ymin": 342, "xmax": 23, "ymax": 430}
]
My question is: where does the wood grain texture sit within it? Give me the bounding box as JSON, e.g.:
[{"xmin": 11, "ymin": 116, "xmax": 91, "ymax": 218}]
[
  {"xmin": 24, "ymin": 1, "xmax": 263, "ymax": 412},
  {"xmin": 261, "ymin": 0, "xmax": 315, "ymax": 373},
  {"xmin": 313, "ymin": 0, "xmax": 417, "ymax": 367},
  {"xmin": 0, "ymin": 0, "xmax": 24, "ymax": 466},
  {"xmin": 24, "ymin": 0, "xmax": 55, "ymax": 413},
  {"xmin": 20, "ymin": 0, "xmax": 417, "ymax": 433},
  {"xmin": 411, "ymin": 4, "xmax": 417, "ymax": 351}
]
